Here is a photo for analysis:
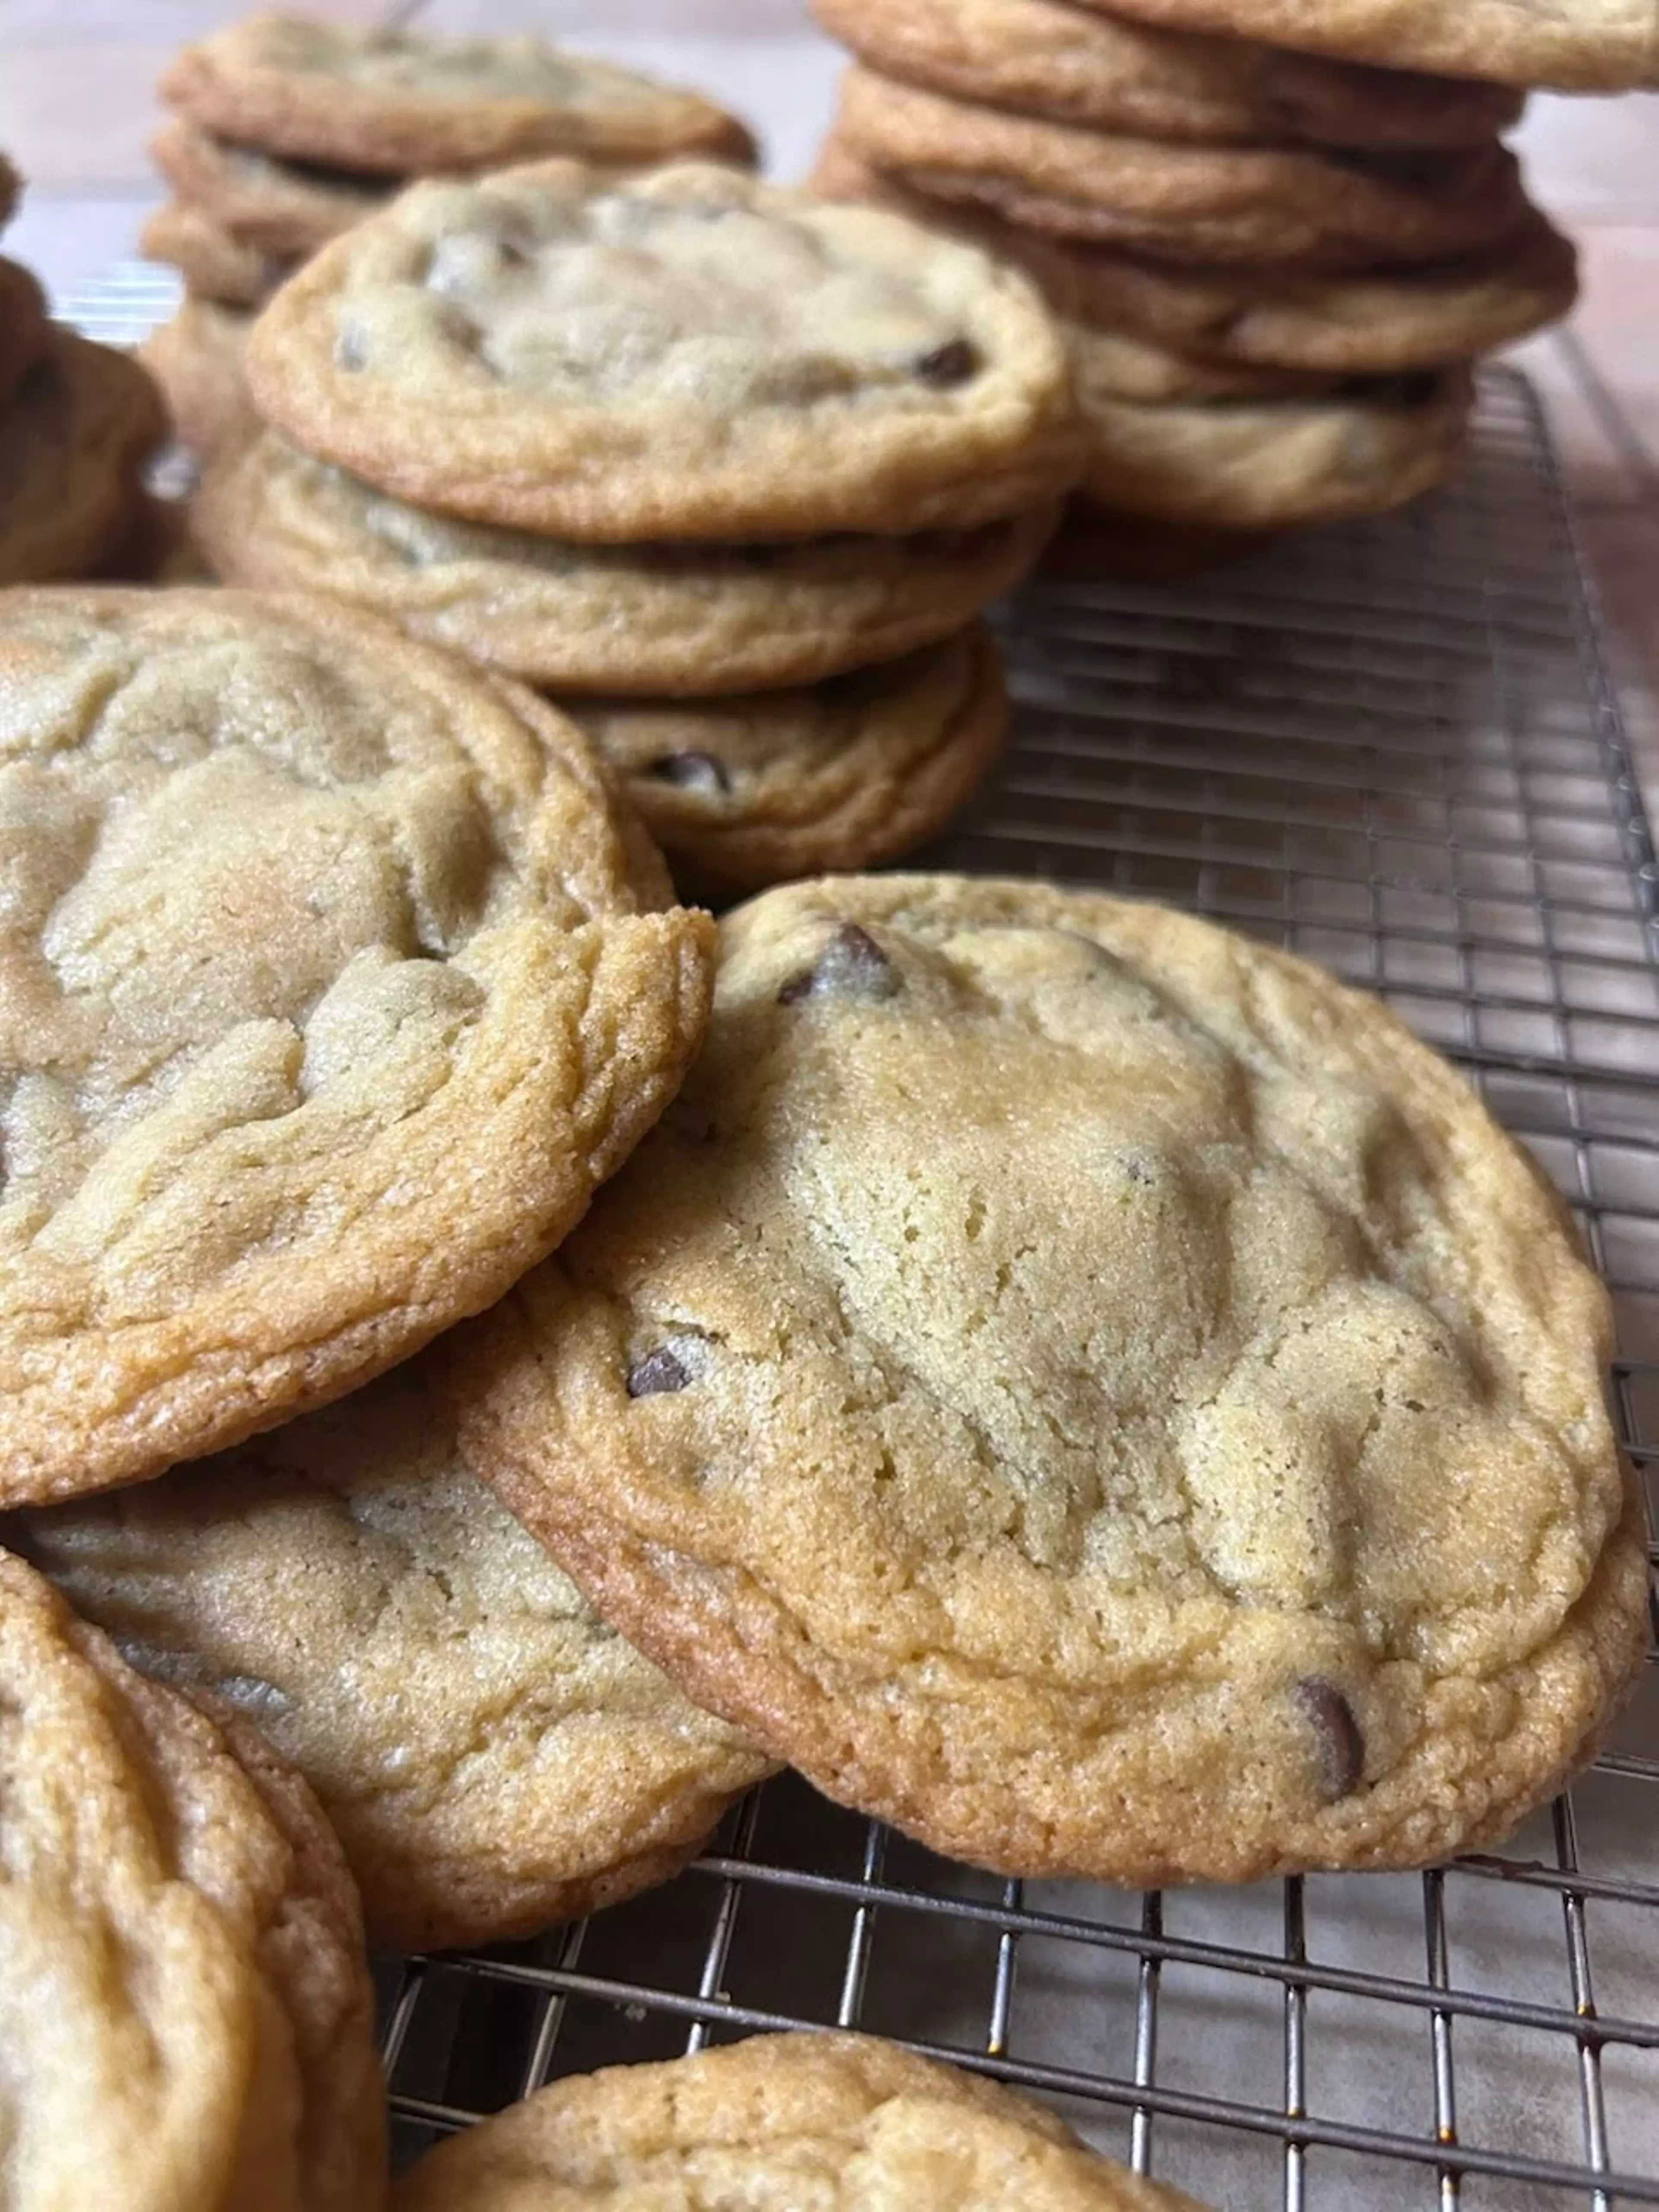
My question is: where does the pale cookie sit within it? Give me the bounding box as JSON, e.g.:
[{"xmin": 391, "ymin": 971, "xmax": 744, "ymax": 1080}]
[
  {"xmin": 0, "ymin": 1547, "xmax": 386, "ymax": 2212},
  {"xmin": 1065, "ymin": 0, "xmax": 1659, "ymax": 93},
  {"xmin": 141, "ymin": 199, "xmax": 299, "ymax": 308},
  {"xmin": 0, "ymin": 254, "xmax": 50, "ymax": 410},
  {"xmin": 564, "ymin": 626, "xmax": 1008, "ymax": 897},
  {"xmin": 392, "ymin": 2032, "xmax": 1213, "ymax": 2211},
  {"xmin": 1076, "ymin": 371, "xmax": 1473, "ymax": 528},
  {"xmin": 834, "ymin": 69, "xmax": 1531, "ymax": 267},
  {"xmin": 452, "ymin": 875, "xmax": 1650, "ymax": 1886},
  {"xmin": 812, "ymin": 135, "xmax": 1576, "ymax": 370},
  {"xmin": 0, "ymin": 587, "xmax": 713, "ymax": 1506},
  {"xmin": 0, "ymin": 331, "xmax": 167, "ymax": 585},
  {"xmin": 164, "ymin": 12, "xmax": 756, "ymax": 175},
  {"xmin": 140, "ymin": 296, "xmax": 254, "ymax": 457},
  {"xmin": 814, "ymin": 0, "xmax": 1522, "ymax": 149},
  {"xmin": 16, "ymin": 1359, "xmax": 775, "ymax": 1952},
  {"xmin": 193, "ymin": 425, "xmax": 1055, "ymax": 692},
  {"xmin": 245, "ymin": 160, "xmax": 1085, "ymax": 540},
  {"xmin": 152, "ymin": 118, "xmax": 392, "ymax": 257},
  {"xmin": 1076, "ymin": 321, "xmax": 1332, "ymax": 403}
]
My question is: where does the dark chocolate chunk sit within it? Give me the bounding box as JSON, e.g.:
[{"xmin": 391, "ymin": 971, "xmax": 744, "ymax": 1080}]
[
  {"xmin": 647, "ymin": 750, "xmax": 731, "ymax": 796},
  {"xmin": 1295, "ymin": 1678, "xmax": 1366, "ymax": 1802},
  {"xmin": 914, "ymin": 337, "xmax": 981, "ymax": 388},
  {"xmin": 778, "ymin": 922, "xmax": 901, "ymax": 1005},
  {"xmin": 626, "ymin": 1346, "xmax": 692, "ymax": 1398}
]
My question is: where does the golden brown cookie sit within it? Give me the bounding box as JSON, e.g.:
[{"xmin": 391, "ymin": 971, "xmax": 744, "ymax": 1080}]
[
  {"xmin": 814, "ymin": 0, "xmax": 1522, "ymax": 148},
  {"xmin": 1063, "ymin": 0, "xmax": 1659, "ymax": 93},
  {"xmin": 140, "ymin": 198, "xmax": 299, "ymax": 308},
  {"xmin": 563, "ymin": 626, "xmax": 1008, "ymax": 897},
  {"xmin": 193, "ymin": 426, "xmax": 1055, "ymax": 692},
  {"xmin": 245, "ymin": 160, "xmax": 1085, "ymax": 540},
  {"xmin": 0, "ymin": 254, "xmax": 50, "ymax": 410},
  {"xmin": 833, "ymin": 68, "xmax": 1531, "ymax": 266},
  {"xmin": 151, "ymin": 117, "xmax": 392, "ymax": 257},
  {"xmin": 162, "ymin": 12, "xmax": 756, "ymax": 175},
  {"xmin": 0, "ymin": 587, "xmax": 712, "ymax": 1506},
  {"xmin": 1075, "ymin": 370, "xmax": 1473, "ymax": 527},
  {"xmin": 16, "ymin": 1359, "xmax": 775, "ymax": 1952},
  {"xmin": 0, "ymin": 1546, "xmax": 386, "ymax": 2212},
  {"xmin": 392, "ymin": 2032, "xmax": 1212, "ymax": 2211},
  {"xmin": 140, "ymin": 295, "xmax": 254, "ymax": 457},
  {"xmin": 451, "ymin": 874, "xmax": 1649, "ymax": 1887},
  {"xmin": 0, "ymin": 331, "xmax": 167, "ymax": 585}
]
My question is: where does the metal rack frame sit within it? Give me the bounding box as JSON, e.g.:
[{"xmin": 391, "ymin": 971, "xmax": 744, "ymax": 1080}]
[{"xmin": 63, "ymin": 258, "xmax": 1659, "ymax": 2203}]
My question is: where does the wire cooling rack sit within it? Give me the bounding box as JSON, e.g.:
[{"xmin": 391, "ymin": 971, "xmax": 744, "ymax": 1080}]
[{"xmin": 66, "ymin": 260, "xmax": 1659, "ymax": 2205}]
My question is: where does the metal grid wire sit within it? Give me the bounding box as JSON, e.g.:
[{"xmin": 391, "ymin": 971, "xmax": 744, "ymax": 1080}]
[{"xmin": 66, "ymin": 262, "xmax": 1659, "ymax": 2205}]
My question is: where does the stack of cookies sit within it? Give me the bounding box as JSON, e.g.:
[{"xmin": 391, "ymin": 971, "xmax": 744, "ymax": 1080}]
[
  {"xmin": 191, "ymin": 157, "xmax": 1084, "ymax": 894},
  {"xmin": 140, "ymin": 8, "xmax": 757, "ymax": 455},
  {"xmin": 0, "ymin": 160, "xmax": 168, "ymax": 585},
  {"xmin": 806, "ymin": 0, "xmax": 1636, "ymax": 539}
]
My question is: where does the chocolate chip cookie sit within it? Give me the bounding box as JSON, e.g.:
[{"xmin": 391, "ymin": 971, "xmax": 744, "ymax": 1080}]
[
  {"xmin": 815, "ymin": 0, "xmax": 1523, "ymax": 148},
  {"xmin": 141, "ymin": 198, "xmax": 299, "ymax": 308},
  {"xmin": 0, "ymin": 1545, "xmax": 386, "ymax": 2211},
  {"xmin": 161, "ymin": 13, "xmax": 756, "ymax": 175},
  {"xmin": 140, "ymin": 296, "xmax": 254, "ymax": 457},
  {"xmin": 833, "ymin": 70, "xmax": 1532, "ymax": 266},
  {"xmin": 563, "ymin": 626, "xmax": 1007, "ymax": 896},
  {"xmin": 0, "ymin": 588, "xmax": 712, "ymax": 1506},
  {"xmin": 16, "ymin": 1359, "xmax": 774, "ymax": 1951},
  {"xmin": 151, "ymin": 117, "xmax": 391, "ymax": 257},
  {"xmin": 245, "ymin": 160, "xmax": 1085, "ymax": 539},
  {"xmin": 0, "ymin": 332, "xmax": 168, "ymax": 585},
  {"xmin": 392, "ymin": 2031, "xmax": 1213, "ymax": 2210},
  {"xmin": 452, "ymin": 874, "xmax": 1649, "ymax": 1885},
  {"xmin": 194, "ymin": 425, "xmax": 1053, "ymax": 692}
]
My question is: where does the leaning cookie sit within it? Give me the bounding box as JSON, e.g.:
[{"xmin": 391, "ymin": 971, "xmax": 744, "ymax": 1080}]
[
  {"xmin": 0, "ymin": 588, "xmax": 712, "ymax": 1506},
  {"xmin": 0, "ymin": 331, "xmax": 168, "ymax": 585},
  {"xmin": 0, "ymin": 1547, "xmax": 386, "ymax": 2212},
  {"xmin": 562, "ymin": 627, "xmax": 1008, "ymax": 896},
  {"xmin": 452, "ymin": 874, "xmax": 1649, "ymax": 1887},
  {"xmin": 392, "ymin": 2033, "xmax": 1213, "ymax": 2210},
  {"xmin": 193, "ymin": 426, "xmax": 1055, "ymax": 692},
  {"xmin": 161, "ymin": 12, "xmax": 756, "ymax": 175},
  {"xmin": 245, "ymin": 159, "xmax": 1085, "ymax": 539},
  {"xmin": 16, "ymin": 1359, "xmax": 775, "ymax": 1952}
]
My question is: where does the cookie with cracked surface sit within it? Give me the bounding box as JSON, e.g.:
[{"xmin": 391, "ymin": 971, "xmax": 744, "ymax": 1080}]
[
  {"xmin": 193, "ymin": 425, "xmax": 1055, "ymax": 692},
  {"xmin": 1060, "ymin": 0, "xmax": 1659, "ymax": 93},
  {"xmin": 563, "ymin": 626, "xmax": 1008, "ymax": 898},
  {"xmin": 451, "ymin": 874, "xmax": 1650, "ymax": 1885},
  {"xmin": 15, "ymin": 1360, "xmax": 775, "ymax": 1952},
  {"xmin": 141, "ymin": 199, "xmax": 299, "ymax": 308},
  {"xmin": 245, "ymin": 159, "xmax": 1084, "ymax": 540},
  {"xmin": 140, "ymin": 296, "xmax": 254, "ymax": 457},
  {"xmin": 0, "ymin": 255, "xmax": 50, "ymax": 410},
  {"xmin": 0, "ymin": 1547, "xmax": 386, "ymax": 2212},
  {"xmin": 0, "ymin": 587, "xmax": 712, "ymax": 1506},
  {"xmin": 152, "ymin": 118, "xmax": 393, "ymax": 257},
  {"xmin": 0, "ymin": 331, "xmax": 167, "ymax": 585},
  {"xmin": 163, "ymin": 12, "xmax": 756, "ymax": 176},
  {"xmin": 392, "ymin": 2031, "xmax": 1212, "ymax": 2211},
  {"xmin": 1075, "ymin": 371, "xmax": 1473, "ymax": 527},
  {"xmin": 814, "ymin": 0, "xmax": 1522, "ymax": 148},
  {"xmin": 833, "ymin": 69, "xmax": 1530, "ymax": 267}
]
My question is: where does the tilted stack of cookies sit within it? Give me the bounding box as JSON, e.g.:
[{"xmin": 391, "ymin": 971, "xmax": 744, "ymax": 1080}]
[
  {"xmin": 808, "ymin": 0, "xmax": 1655, "ymax": 544},
  {"xmin": 0, "ymin": 159, "xmax": 169, "ymax": 585},
  {"xmin": 139, "ymin": 9, "xmax": 757, "ymax": 457},
  {"xmin": 191, "ymin": 157, "xmax": 1085, "ymax": 895}
]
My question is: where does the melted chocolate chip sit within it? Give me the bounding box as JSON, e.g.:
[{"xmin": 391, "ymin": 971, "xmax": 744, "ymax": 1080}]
[
  {"xmin": 626, "ymin": 1346, "xmax": 692, "ymax": 1398},
  {"xmin": 914, "ymin": 337, "xmax": 981, "ymax": 388},
  {"xmin": 647, "ymin": 750, "xmax": 731, "ymax": 796},
  {"xmin": 1295, "ymin": 1678, "xmax": 1366, "ymax": 1802},
  {"xmin": 778, "ymin": 922, "xmax": 901, "ymax": 1005}
]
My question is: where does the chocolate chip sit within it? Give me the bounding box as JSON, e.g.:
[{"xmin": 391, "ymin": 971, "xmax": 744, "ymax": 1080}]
[
  {"xmin": 1295, "ymin": 1678, "xmax": 1366, "ymax": 1802},
  {"xmin": 647, "ymin": 750, "xmax": 730, "ymax": 796},
  {"xmin": 626, "ymin": 1347, "xmax": 691, "ymax": 1398},
  {"xmin": 914, "ymin": 337, "xmax": 980, "ymax": 388},
  {"xmin": 778, "ymin": 923, "xmax": 900, "ymax": 1005},
  {"xmin": 335, "ymin": 322, "xmax": 367, "ymax": 371}
]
